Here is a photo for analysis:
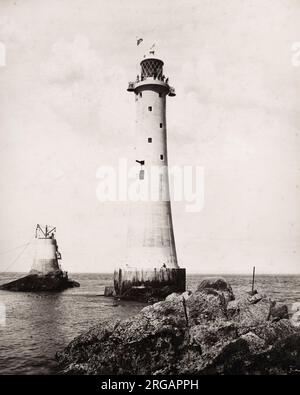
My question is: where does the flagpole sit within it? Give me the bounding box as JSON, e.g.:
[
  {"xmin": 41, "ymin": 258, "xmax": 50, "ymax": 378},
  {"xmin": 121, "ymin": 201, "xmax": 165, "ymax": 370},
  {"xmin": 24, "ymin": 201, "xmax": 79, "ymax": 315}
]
[{"xmin": 135, "ymin": 37, "xmax": 145, "ymax": 79}]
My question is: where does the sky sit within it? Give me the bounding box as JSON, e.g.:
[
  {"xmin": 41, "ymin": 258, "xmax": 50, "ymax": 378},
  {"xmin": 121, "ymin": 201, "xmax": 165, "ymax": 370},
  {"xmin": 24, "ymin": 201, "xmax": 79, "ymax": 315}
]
[{"xmin": 0, "ymin": 0, "xmax": 300, "ymax": 274}]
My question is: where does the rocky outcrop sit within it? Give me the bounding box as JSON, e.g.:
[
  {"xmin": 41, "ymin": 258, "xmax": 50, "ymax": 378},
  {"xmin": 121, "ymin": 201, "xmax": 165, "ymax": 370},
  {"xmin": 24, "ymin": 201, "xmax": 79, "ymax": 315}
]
[
  {"xmin": 56, "ymin": 277, "xmax": 300, "ymax": 375},
  {"xmin": 291, "ymin": 303, "xmax": 300, "ymax": 328},
  {"xmin": 0, "ymin": 273, "xmax": 80, "ymax": 292},
  {"xmin": 291, "ymin": 311, "xmax": 300, "ymax": 328},
  {"xmin": 196, "ymin": 277, "xmax": 235, "ymax": 304}
]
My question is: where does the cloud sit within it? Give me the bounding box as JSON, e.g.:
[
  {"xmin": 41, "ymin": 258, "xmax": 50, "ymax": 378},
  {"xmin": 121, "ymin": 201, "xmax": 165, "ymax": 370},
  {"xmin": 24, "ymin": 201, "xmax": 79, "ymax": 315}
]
[{"xmin": 40, "ymin": 35, "xmax": 132, "ymax": 140}]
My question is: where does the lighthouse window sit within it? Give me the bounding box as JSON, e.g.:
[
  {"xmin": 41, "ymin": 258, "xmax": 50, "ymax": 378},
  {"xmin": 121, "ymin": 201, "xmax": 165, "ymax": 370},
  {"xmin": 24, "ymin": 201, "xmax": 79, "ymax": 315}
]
[
  {"xmin": 139, "ymin": 169, "xmax": 145, "ymax": 180},
  {"xmin": 148, "ymin": 106, "xmax": 152, "ymax": 111},
  {"xmin": 139, "ymin": 92, "xmax": 142, "ymax": 97},
  {"xmin": 160, "ymin": 123, "xmax": 163, "ymax": 128},
  {"xmin": 148, "ymin": 137, "xmax": 152, "ymax": 143},
  {"xmin": 160, "ymin": 154, "xmax": 164, "ymax": 160},
  {"xmin": 159, "ymin": 93, "xmax": 162, "ymax": 97}
]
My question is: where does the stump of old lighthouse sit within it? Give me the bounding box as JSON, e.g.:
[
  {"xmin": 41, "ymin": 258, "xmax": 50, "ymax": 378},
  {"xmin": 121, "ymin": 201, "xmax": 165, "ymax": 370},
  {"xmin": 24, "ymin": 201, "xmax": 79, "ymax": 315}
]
[{"xmin": 0, "ymin": 224, "xmax": 79, "ymax": 292}]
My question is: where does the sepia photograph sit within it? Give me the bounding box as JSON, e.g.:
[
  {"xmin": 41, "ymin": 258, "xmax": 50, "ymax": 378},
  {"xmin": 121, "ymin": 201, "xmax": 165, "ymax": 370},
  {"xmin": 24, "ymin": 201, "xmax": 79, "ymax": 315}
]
[{"xmin": 0, "ymin": 0, "xmax": 300, "ymax": 383}]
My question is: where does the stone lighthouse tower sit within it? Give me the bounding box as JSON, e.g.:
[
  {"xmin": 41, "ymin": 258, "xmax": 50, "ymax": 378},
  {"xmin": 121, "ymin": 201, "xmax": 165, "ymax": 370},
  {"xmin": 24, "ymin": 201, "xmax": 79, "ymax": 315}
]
[{"xmin": 113, "ymin": 51, "xmax": 186, "ymax": 301}]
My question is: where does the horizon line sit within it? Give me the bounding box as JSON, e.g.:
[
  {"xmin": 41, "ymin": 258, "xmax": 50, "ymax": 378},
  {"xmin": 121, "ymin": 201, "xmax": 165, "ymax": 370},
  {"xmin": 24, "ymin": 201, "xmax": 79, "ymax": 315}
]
[{"xmin": 1, "ymin": 271, "xmax": 299, "ymax": 276}]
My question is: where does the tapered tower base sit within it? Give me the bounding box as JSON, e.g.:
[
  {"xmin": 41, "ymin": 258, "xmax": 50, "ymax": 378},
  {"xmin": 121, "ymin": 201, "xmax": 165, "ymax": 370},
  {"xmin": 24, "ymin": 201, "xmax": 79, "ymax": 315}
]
[{"xmin": 113, "ymin": 268, "xmax": 186, "ymax": 303}]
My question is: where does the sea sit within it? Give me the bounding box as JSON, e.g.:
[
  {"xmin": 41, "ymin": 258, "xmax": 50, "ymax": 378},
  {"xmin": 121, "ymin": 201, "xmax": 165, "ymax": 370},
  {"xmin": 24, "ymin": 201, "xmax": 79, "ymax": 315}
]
[{"xmin": 0, "ymin": 272, "xmax": 299, "ymax": 375}]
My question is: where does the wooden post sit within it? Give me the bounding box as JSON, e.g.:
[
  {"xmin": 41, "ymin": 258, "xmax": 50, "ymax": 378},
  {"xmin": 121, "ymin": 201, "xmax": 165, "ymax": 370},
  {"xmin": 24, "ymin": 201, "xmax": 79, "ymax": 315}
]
[
  {"xmin": 251, "ymin": 266, "xmax": 256, "ymax": 293},
  {"xmin": 118, "ymin": 268, "xmax": 122, "ymax": 296}
]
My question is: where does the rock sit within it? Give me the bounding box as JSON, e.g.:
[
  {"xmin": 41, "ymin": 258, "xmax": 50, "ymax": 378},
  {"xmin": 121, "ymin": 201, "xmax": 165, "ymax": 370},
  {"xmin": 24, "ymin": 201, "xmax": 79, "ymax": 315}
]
[
  {"xmin": 227, "ymin": 300, "xmax": 240, "ymax": 317},
  {"xmin": 240, "ymin": 332, "xmax": 265, "ymax": 354},
  {"xmin": 104, "ymin": 286, "xmax": 115, "ymax": 297},
  {"xmin": 228, "ymin": 294, "xmax": 271, "ymax": 327},
  {"xmin": 291, "ymin": 311, "xmax": 300, "ymax": 328},
  {"xmin": 165, "ymin": 291, "xmax": 191, "ymax": 302},
  {"xmin": 0, "ymin": 273, "xmax": 79, "ymax": 292},
  {"xmin": 269, "ymin": 303, "xmax": 289, "ymax": 322},
  {"xmin": 247, "ymin": 289, "xmax": 258, "ymax": 296},
  {"xmin": 196, "ymin": 277, "xmax": 235, "ymax": 304},
  {"xmin": 291, "ymin": 302, "xmax": 300, "ymax": 313},
  {"xmin": 185, "ymin": 291, "xmax": 228, "ymax": 323},
  {"xmin": 248, "ymin": 333, "xmax": 300, "ymax": 374},
  {"xmin": 248, "ymin": 293, "xmax": 263, "ymax": 304},
  {"xmin": 56, "ymin": 280, "xmax": 300, "ymax": 375},
  {"xmin": 165, "ymin": 292, "xmax": 181, "ymax": 302},
  {"xmin": 251, "ymin": 320, "xmax": 296, "ymax": 345},
  {"xmin": 189, "ymin": 320, "xmax": 238, "ymax": 355}
]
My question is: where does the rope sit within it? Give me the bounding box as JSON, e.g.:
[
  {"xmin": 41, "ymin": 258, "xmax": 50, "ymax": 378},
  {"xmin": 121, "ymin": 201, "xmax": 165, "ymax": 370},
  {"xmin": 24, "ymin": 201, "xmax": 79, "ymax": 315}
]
[
  {"xmin": 0, "ymin": 242, "xmax": 32, "ymax": 256},
  {"xmin": 1, "ymin": 241, "xmax": 32, "ymax": 273}
]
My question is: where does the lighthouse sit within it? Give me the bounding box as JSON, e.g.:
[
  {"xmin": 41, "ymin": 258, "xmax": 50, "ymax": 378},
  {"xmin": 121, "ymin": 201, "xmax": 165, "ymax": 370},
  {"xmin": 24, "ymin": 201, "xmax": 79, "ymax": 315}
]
[{"xmin": 113, "ymin": 51, "xmax": 186, "ymax": 301}]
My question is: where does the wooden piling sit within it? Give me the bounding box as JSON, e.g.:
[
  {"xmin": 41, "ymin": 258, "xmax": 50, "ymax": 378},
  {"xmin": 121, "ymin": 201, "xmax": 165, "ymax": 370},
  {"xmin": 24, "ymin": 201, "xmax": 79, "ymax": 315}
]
[{"xmin": 251, "ymin": 266, "xmax": 256, "ymax": 293}]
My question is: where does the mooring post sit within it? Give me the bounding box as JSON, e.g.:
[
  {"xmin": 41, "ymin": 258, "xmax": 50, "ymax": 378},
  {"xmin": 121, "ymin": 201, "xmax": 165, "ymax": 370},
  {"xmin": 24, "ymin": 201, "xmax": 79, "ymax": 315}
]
[{"xmin": 251, "ymin": 266, "xmax": 256, "ymax": 293}]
